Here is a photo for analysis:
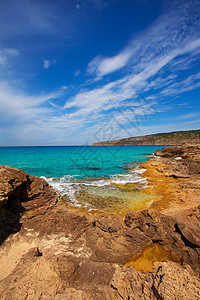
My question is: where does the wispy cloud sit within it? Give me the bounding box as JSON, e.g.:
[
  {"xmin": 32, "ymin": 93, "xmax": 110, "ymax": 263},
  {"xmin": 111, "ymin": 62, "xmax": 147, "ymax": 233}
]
[
  {"xmin": 87, "ymin": 50, "xmax": 132, "ymax": 76},
  {"xmin": 43, "ymin": 59, "xmax": 56, "ymax": 69},
  {"xmin": 63, "ymin": 0, "xmax": 200, "ymax": 132},
  {"xmin": 160, "ymin": 71, "xmax": 200, "ymax": 96},
  {"xmin": 74, "ymin": 69, "xmax": 81, "ymax": 77},
  {"xmin": 87, "ymin": 4, "xmax": 200, "ymax": 79},
  {"xmin": 0, "ymin": 82, "xmax": 59, "ymax": 127},
  {"xmin": 0, "ymin": 48, "xmax": 20, "ymax": 64},
  {"xmin": 76, "ymin": 4, "xmax": 81, "ymax": 10}
]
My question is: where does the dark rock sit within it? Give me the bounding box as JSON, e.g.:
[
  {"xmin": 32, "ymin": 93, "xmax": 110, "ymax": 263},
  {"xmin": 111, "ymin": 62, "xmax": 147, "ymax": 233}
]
[
  {"xmin": 0, "ymin": 166, "xmax": 60, "ymax": 245},
  {"xmin": 125, "ymin": 209, "xmax": 182, "ymax": 249},
  {"xmin": 176, "ymin": 206, "xmax": 200, "ymax": 248}
]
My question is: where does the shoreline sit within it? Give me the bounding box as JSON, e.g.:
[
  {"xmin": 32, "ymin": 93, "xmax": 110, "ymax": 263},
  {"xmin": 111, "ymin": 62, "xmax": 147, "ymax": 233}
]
[
  {"xmin": 44, "ymin": 161, "xmax": 150, "ymax": 215},
  {"xmin": 0, "ymin": 145, "xmax": 200, "ymax": 299}
]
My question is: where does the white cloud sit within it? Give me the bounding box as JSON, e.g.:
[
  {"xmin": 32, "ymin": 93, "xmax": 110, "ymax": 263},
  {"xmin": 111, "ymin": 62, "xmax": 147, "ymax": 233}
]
[
  {"xmin": 43, "ymin": 59, "xmax": 56, "ymax": 69},
  {"xmin": 87, "ymin": 1, "xmax": 200, "ymax": 79},
  {"xmin": 3, "ymin": 48, "xmax": 20, "ymax": 56},
  {"xmin": 185, "ymin": 119, "xmax": 200, "ymax": 125},
  {"xmin": 76, "ymin": 4, "xmax": 81, "ymax": 9},
  {"xmin": 87, "ymin": 50, "xmax": 132, "ymax": 76},
  {"xmin": 61, "ymin": 85, "xmax": 68, "ymax": 90},
  {"xmin": 59, "ymin": 1, "xmax": 200, "ymax": 143},
  {"xmin": 0, "ymin": 82, "xmax": 59, "ymax": 127},
  {"xmin": 74, "ymin": 69, "xmax": 81, "ymax": 77},
  {"xmin": 64, "ymin": 37, "xmax": 200, "ymax": 124},
  {"xmin": 0, "ymin": 48, "xmax": 20, "ymax": 64},
  {"xmin": 160, "ymin": 71, "xmax": 200, "ymax": 96}
]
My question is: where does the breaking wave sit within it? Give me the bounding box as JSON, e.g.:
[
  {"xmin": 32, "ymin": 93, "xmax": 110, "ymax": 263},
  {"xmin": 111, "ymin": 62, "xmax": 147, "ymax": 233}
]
[{"xmin": 41, "ymin": 165, "xmax": 147, "ymax": 206}]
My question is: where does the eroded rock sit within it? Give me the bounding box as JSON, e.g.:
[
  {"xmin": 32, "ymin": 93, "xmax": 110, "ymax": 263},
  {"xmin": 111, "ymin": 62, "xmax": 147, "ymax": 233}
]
[
  {"xmin": 110, "ymin": 262, "xmax": 200, "ymax": 300},
  {"xmin": 154, "ymin": 145, "xmax": 200, "ymax": 161},
  {"xmin": 0, "ymin": 166, "xmax": 60, "ymax": 245},
  {"xmin": 86, "ymin": 213, "xmax": 151, "ymax": 263}
]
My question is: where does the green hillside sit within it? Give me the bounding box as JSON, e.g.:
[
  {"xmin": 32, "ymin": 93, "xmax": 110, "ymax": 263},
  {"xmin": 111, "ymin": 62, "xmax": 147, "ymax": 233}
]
[{"xmin": 93, "ymin": 129, "xmax": 200, "ymax": 146}]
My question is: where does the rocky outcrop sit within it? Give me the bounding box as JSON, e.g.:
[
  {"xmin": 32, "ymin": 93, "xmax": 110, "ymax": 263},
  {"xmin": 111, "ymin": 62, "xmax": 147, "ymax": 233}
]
[
  {"xmin": 110, "ymin": 262, "xmax": 200, "ymax": 300},
  {"xmin": 0, "ymin": 147, "xmax": 200, "ymax": 300},
  {"xmin": 140, "ymin": 145, "xmax": 200, "ymax": 215},
  {"xmin": 125, "ymin": 207, "xmax": 200, "ymax": 275},
  {"xmin": 175, "ymin": 206, "xmax": 200, "ymax": 248},
  {"xmin": 0, "ymin": 166, "xmax": 60, "ymax": 245},
  {"xmin": 154, "ymin": 144, "xmax": 200, "ymax": 161}
]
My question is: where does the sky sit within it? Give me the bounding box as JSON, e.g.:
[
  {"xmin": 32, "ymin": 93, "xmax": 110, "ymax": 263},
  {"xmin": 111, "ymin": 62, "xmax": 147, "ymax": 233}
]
[{"xmin": 0, "ymin": 0, "xmax": 200, "ymax": 146}]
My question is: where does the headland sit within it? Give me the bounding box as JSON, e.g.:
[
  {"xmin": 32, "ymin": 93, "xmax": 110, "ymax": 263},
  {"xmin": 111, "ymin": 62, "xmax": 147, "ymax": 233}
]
[{"xmin": 93, "ymin": 129, "xmax": 200, "ymax": 146}]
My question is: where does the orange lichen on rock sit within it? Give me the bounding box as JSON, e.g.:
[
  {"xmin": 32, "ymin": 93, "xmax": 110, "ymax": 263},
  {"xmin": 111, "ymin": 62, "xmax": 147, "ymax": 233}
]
[{"xmin": 139, "ymin": 146, "xmax": 200, "ymax": 215}]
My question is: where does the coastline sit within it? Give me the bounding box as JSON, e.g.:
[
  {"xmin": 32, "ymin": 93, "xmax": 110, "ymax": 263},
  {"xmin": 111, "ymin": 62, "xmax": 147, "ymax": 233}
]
[
  {"xmin": 140, "ymin": 144, "xmax": 200, "ymax": 216},
  {"xmin": 0, "ymin": 145, "xmax": 200, "ymax": 299}
]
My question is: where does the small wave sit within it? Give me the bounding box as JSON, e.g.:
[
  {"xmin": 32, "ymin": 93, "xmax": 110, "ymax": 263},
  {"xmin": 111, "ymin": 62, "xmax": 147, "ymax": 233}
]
[
  {"xmin": 41, "ymin": 165, "xmax": 147, "ymax": 207},
  {"xmin": 109, "ymin": 168, "xmax": 146, "ymax": 185},
  {"xmin": 41, "ymin": 175, "xmax": 81, "ymax": 203}
]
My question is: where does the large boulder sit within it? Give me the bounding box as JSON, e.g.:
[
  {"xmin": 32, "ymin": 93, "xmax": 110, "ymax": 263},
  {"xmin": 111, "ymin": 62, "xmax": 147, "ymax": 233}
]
[{"xmin": 0, "ymin": 166, "xmax": 60, "ymax": 244}]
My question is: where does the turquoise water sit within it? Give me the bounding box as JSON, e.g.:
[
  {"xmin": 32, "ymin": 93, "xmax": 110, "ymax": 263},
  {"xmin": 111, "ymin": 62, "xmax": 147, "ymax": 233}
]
[
  {"xmin": 0, "ymin": 145, "xmax": 169, "ymax": 211},
  {"xmin": 0, "ymin": 145, "xmax": 165, "ymax": 179}
]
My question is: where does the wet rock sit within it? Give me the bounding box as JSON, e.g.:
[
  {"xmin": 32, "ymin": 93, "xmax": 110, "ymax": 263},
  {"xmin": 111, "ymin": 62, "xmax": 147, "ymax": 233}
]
[{"xmin": 125, "ymin": 208, "xmax": 200, "ymax": 275}]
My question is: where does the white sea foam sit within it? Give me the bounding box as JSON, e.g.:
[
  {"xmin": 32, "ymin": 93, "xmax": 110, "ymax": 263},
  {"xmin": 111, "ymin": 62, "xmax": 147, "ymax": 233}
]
[
  {"xmin": 41, "ymin": 175, "xmax": 80, "ymax": 202},
  {"xmin": 41, "ymin": 164, "xmax": 147, "ymax": 203},
  {"xmin": 109, "ymin": 168, "xmax": 147, "ymax": 185}
]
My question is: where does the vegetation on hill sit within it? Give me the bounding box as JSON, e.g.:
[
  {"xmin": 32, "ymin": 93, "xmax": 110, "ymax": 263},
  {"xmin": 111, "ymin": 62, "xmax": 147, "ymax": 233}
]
[{"xmin": 93, "ymin": 129, "xmax": 200, "ymax": 146}]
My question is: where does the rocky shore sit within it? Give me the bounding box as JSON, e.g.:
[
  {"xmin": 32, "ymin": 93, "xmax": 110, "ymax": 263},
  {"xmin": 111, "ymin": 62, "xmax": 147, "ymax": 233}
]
[{"xmin": 0, "ymin": 145, "xmax": 200, "ymax": 299}]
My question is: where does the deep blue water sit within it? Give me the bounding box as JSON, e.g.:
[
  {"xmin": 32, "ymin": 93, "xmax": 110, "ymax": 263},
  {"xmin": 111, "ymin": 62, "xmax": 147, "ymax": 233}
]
[{"xmin": 0, "ymin": 145, "xmax": 167, "ymax": 179}]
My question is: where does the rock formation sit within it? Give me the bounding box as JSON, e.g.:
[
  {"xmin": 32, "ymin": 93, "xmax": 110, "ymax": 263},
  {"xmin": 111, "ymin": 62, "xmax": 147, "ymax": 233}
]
[{"xmin": 0, "ymin": 145, "xmax": 200, "ymax": 299}]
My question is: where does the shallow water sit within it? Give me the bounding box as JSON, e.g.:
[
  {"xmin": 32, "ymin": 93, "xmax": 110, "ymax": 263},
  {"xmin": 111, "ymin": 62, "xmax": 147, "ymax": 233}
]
[
  {"xmin": 123, "ymin": 243, "xmax": 180, "ymax": 272},
  {"xmin": 0, "ymin": 145, "xmax": 168, "ymax": 212}
]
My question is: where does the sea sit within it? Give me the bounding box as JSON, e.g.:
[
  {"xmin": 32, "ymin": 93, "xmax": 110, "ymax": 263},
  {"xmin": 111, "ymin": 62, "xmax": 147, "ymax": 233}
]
[{"xmin": 0, "ymin": 145, "xmax": 167, "ymax": 213}]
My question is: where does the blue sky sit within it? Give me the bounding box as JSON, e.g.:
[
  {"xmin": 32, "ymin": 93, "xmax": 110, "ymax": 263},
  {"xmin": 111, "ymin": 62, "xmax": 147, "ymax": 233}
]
[{"xmin": 0, "ymin": 0, "xmax": 200, "ymax": 146}]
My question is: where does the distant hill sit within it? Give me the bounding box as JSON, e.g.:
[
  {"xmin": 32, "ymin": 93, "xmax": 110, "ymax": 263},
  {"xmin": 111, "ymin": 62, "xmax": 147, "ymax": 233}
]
[{"xmin": 92, "ymin": 129, "xmax": 200, "ymax": 146}]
